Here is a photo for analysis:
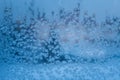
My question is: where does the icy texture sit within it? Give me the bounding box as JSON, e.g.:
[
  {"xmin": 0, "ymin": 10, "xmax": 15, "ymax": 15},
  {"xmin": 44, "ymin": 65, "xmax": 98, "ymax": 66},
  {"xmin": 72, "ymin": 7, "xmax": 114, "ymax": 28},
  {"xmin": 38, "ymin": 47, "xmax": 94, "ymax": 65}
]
[
  {"xmin": 0, "ymin": 3, "xmax": 120, "ymax": 63},
  {"xmin": 0, "ymin": 1, "xmax": 120, "ymax": 80},
  {"xmin": 0, "ymin": 58, "xmax": 120, "ymax": 80}
]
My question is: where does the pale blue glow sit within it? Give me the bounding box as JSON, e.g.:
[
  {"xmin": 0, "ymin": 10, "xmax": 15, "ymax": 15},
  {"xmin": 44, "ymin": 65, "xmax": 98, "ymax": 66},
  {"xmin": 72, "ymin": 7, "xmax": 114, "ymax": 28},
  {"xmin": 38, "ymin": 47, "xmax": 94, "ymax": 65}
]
[{"xmin": 0, "ymin": 0, "xmax": 120, "ymax": 22}]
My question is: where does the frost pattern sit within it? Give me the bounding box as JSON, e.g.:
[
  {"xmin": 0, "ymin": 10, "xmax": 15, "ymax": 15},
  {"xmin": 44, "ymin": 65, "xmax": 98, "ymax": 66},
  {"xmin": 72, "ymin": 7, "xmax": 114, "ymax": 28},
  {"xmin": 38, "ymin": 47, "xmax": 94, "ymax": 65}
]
[
  {"xmin": 0, "ymin": 3, "xmax": 120, "ymax": 64},
  {"xmin": 0, "ymin": 1, "xmax": 120, "ymax": 80}
]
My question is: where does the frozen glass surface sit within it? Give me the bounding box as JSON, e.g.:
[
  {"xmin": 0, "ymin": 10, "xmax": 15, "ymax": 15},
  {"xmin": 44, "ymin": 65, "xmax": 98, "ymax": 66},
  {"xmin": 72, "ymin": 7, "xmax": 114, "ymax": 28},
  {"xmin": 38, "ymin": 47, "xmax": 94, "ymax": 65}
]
[{"xmin": 0, "ymin": 0, "xmax": 120, "ymax": 80}]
